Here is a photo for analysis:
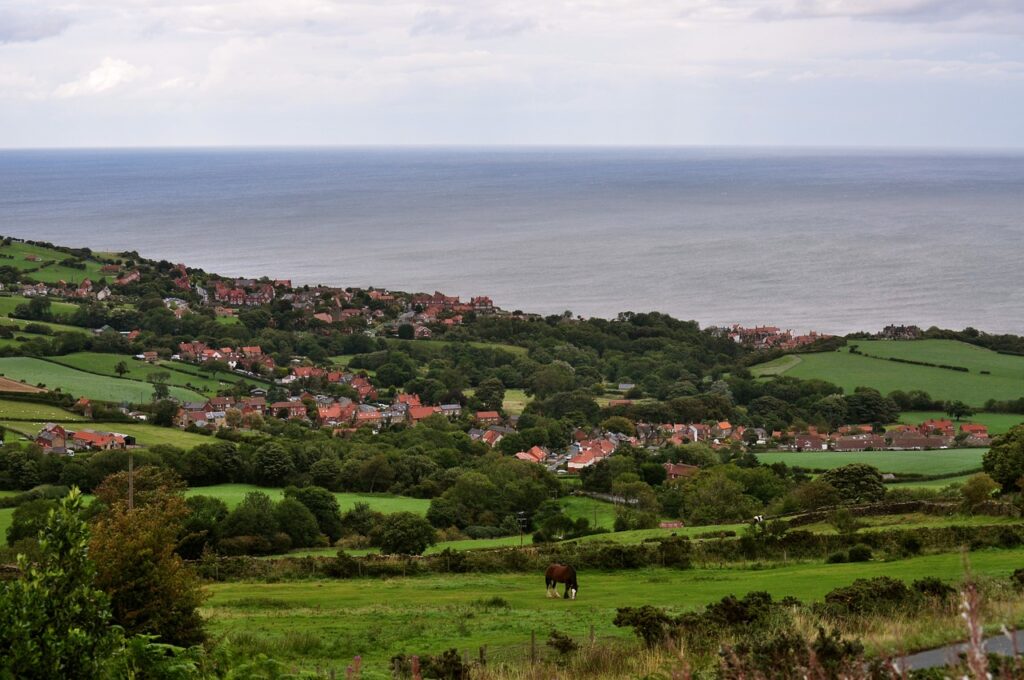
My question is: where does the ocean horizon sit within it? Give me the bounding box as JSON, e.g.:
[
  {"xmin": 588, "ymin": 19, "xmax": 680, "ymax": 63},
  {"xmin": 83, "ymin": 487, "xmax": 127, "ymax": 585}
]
[{"xmin": 1, "ymin": 146, "xmax": 1022, "ymax": 335}]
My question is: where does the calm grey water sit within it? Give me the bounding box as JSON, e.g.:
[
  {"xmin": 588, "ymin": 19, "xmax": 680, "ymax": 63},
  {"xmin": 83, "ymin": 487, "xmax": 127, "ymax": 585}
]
[{"xmin": 1, "ymin": 147, "xmax": 1022, "ymax": 334}]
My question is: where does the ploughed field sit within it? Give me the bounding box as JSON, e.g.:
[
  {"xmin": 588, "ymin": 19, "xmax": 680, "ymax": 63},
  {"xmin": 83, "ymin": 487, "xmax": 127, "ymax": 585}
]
[
  {"xmin": 751, "ymin": 339, "xmax": 1024, "ymax": 405},
  {"xmin": 202, "ymin": 548, "xmax": 1024, "ymax": 678}
]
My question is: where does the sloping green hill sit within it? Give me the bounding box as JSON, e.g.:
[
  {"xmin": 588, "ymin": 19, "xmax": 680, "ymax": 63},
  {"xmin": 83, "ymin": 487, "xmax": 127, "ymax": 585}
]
[
  {"xmin": 0, "ymin": 357, "xmax": 202, "ymax": 403},
  {"xmin": 752, "ymin": 340, "xmax": 1024, "ymax": 405}
]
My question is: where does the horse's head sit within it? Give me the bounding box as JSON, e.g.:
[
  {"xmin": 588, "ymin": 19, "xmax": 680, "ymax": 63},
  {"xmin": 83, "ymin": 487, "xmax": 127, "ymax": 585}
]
[{"xmin": 565, "ymin": 575, "xmax": 578, "ymax": 600}]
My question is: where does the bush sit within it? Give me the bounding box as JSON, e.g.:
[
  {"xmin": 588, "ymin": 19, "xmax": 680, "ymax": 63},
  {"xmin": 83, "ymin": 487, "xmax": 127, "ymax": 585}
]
[
  {"xmin": 821, "ymin": 577, "xmax": 913, "ymax": 616},
  {"xmin": 825, "ymin": 552, "xmax": 847, "ymax": 564},
  {"xmin": 846, "ymin": 544, "xmax": 872, "ymax": 562},
  {"xmin": 912, "ymin": 577, "xmax": 955, "ymax": 600}
]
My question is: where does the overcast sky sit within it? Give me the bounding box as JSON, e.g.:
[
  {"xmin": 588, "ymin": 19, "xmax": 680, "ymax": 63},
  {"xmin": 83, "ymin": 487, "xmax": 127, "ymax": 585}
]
[{"xmin": 1, "ymin": 0, "xmax": 1022, "ymax": 147}]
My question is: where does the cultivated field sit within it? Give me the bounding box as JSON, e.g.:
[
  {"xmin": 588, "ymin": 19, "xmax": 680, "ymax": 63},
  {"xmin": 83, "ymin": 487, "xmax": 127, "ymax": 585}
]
[
  {"xmin": 202, "ymin": 547, "xmax": 1024, "ymax": 678},
  {"xmin": 755, "ymin": 449, "xmax": 986, "ymax": 476},
  {"xmin": 751, "ymin": 340, "xmax": 1024, "ymax": 405},
  {"xmin": 0, "ymin": 357, "xmax": 201, "ymax": 403}
]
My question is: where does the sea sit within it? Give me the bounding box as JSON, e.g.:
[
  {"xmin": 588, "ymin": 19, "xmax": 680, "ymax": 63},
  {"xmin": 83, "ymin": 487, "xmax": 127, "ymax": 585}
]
[{"xmin": 0, "ymin": 147, "xmax": 1022, "ymax": 335}]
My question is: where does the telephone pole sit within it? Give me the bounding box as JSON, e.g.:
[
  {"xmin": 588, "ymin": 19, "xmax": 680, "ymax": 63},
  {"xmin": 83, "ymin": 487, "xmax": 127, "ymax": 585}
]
[{"xmin": 127, "ymin": 450, "xmax": 134, "ymax": 510}]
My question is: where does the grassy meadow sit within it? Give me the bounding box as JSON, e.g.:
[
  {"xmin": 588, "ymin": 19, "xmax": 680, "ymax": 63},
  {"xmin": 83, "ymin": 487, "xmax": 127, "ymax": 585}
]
[
  {"xmin": 184, "ymin": 483, "xmax": 433, "ymax": 515},
  {"xmin": 0, "ymin": 241, "xmax": 109, "ymax": 284},
  {"xmin": 755, "ymin": 449, "xmax": 986, "ymax": 476},
  {"xmin": 203, "ymin": 547, "xmax": 1024, "ymax": 677},
  {"xmin": 0, "ymin": 357, "xmax": 201, "ymax": 403},
  {"xmin": 49, "ymin": 352, "xmax": 261, "ymax": 396},
  {"xmin": 0, "ymin": 419, "xmax": 214, "ymax": 449},
  {"xmin": 751, "ymin": 340, "xmax": 1024, "ymax": 405},
  {"xmin": 0, "ymin": 294, "xmax": 81, "ymax": 319},
  {"xmin": 0, "ymin": 398, "xmax": 82, "ymax": 421}
]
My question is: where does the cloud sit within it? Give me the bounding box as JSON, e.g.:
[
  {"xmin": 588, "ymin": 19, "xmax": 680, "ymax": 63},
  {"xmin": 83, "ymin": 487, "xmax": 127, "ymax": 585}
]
[
  {"xmin": 0, "ymin": 5, "xmax": 71, "ymax": 43},
  {"xmin": 54, "ymin": 58, "xmax": 149, "ymax": 98},
  {"xmin": 744, "ymin": 0, "xmax": 1024, "ymax": 24},
  {"xmin": 410, "ymin": 7, "xmax": 537, "ymax": 40}
]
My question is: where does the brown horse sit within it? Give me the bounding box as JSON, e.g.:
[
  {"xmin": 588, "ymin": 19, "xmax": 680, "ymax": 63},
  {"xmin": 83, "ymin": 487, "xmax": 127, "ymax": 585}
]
[{"xmin": 545, "ymin": 563, "xmax": 578, "ymax": 600}]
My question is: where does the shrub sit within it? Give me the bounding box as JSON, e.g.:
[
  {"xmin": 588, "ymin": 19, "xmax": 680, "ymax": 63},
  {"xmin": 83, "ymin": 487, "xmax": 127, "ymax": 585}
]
[
  {"xmin": 547, "ymin": 629, "xmax": 579, "ymax": 656},
  {"xmin": 821, "ymin": 577, "xmax": 913, "ymax": 616},
  {"xmin": 825, "ymin": 552, "xmax": 847, "ymax": 564},
  {"xmin": 847, "ymin": 544, "xmax": 872, "ymax": 562},
  {"xmin": 912, "ymin": 577, "xmax": 955, "ymax": 600}
]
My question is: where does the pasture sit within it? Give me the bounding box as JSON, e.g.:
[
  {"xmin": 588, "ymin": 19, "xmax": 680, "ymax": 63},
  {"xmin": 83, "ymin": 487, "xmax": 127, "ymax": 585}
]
[
  {"xmin": 751, "ymin": 340, "xmax": 1024, "ymax": 405},
  {"xmin": 0, "ymin": 357, "xmax": 201, "ymax": 403},
  {"xmin": 203, "ymin": 547, "xmax": 1024, "ymax": 677},
  {"xmin": 0, "ymin": 420, "xmax": 213, "ymax": 449},
  {"xmin": 185, "ymin": 483, "xmax": 433, "ymax": 515},
  {"xmin": 0, "ymin": 294, "xmax": 80, "ymax": 319},
  {"xmin": 386, "ymin": 338, "xmax": 530, "ymax": 358},
  {"xmin": 755, "ymin": 449, "xmax": 986, "ymax": 476},
  {"xmin": 898, "ymin": 411, "xmax": 1023, "ymax": 436},
  {"xmin": 49, "ymin": 352, "xmax": 254, "ymax": 396},
  {"xmin": 0, "ymin": 241, "xmax": 108, "ymax": 284},
  {"xmin": 0, "ymin": 398, "xmax": 82, "ymax": 421}
]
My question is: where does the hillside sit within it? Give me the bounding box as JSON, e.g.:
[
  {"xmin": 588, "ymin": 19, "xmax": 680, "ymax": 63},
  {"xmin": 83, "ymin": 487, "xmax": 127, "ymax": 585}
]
[{"xmin": 751, "ymin": 339, "xmax": 1024, "ymax": 405}]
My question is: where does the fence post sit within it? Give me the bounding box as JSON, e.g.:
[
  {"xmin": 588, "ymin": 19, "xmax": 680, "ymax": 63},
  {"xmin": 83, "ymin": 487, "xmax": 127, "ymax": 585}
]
[
  {"xmin": 530, "ymin": 630, "xmax": 536, "ymax": 666},
  {"xmin": 479, "ymin": 645, "xmax": 487, "ymax": 666},
  {"xmin": 589, "ymin": 624, "xmax": 595, "ymax": 646}
]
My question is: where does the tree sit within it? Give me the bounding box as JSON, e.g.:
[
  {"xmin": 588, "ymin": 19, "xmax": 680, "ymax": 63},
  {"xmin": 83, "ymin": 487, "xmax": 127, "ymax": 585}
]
[
  {"xmin": 114, "ymin": 361, "xmax": 128, "ymax": 378},
  {"xmin": 147, "ymin": 371, "xmax": 171, "ymax": 401},
  {"xmin": 0, "ymin": 488, "xmax": 118, "ymax": 678},
  {"xmin": 6, "ymin": 498, "xmax": 56, "ymax": 546},
  {"xmin": 820, "ymin": 464, "xmax": 886, "ymax": 504},
  {"xmin": 601, "ymin": 416, "xmax": 636, "ymax": 437},
  {"xmin": 983, "ymin": 426, "xmax": 1024, "ymax": 492},
  {"xmin": 960, "ymin": 472, "xmax": 998, "ymax": 510},
  {"xmin": 397, "ymin": 323, "xmax": 415, "ymax": 340},
  {"xmin": 945, "ymin": 400, "xmax": 975, "ymax": 421},
  {"xmin": 474, "ymin": 377, "xmax": 506, "ymax": 412},
  {"xmin": 252, "ymin": 442, "xmax": 295, "ymax": 486},
  {"xmin": 309, "ymin": 457, "xmax": 343, "ymax": 491},
  {"xmin": 284, "ymin": 486, "xmax": 344, "ymax": 543},
  {"xmin": 179, "ymin": 495, "xmax": 229, "ymax": 559},
  {"xmin": 373, "ymin": 512, "xmax": 437, "ymax": 555},
  {"xmin": 151, "ymin": 399, "xmax": 179, "ymax": 427},
  {"xmin": 273, "ymin": 498, "xmax": 322, "ymax": 548},
  {"xmin": 90, "ymin": 479, "xmax": 206, "ymax": 646}
]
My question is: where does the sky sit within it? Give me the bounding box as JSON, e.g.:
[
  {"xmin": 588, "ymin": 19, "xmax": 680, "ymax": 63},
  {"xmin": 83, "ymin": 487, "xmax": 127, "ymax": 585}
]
[{"xmin": 0, "ymin": 0, "xmax": 1022, "ymax": 148}]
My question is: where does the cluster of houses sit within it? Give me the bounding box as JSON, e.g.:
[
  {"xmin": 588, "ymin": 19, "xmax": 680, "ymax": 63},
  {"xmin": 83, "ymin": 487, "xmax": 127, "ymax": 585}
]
[
  {"xmin": 726, "ymin": 325, "xmax": 832, "ymax": 350},
  {"xmin": 34, "ymin": 423, "xmax": 135, "ymax": 454},
  {"xmin": 176, "ymin": 342, "xmax": 276, "ymax": 374},
  {"xmin": 20, "ymin": 280, "xmax": 112, "ymax": 301}
]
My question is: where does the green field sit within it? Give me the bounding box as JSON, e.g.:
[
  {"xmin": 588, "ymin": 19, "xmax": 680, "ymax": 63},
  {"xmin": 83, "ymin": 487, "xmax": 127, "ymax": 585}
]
[
  {"xmin": 0, "ymin": 398, "xmax": 82, "ymax": 421},
  {"xmin": 1, "ymin": 420, "xmax": 213, "ymax": 449},
  {"xmin": 49, "ymin": 352, "xmax": 256, "ymax": 396},
  {"xmin": 751, "ymin": 340, "xmax": 1024, "ymax": 405},
  {"xmin": 203, "ymin": 547, "xmax": 1024, "ymax": 677},
  {"xmin": 888, "ymin": 474, "xmax": 976, "ymax": 489},
  {"xmin": 0, "ymin": 241, "xmax": 108, "ymax": 284},
  {"xmin": 755, "ymin": 449, "xmax": 986, "ymax": 475},
  {"xmin": 898, "ymin": 411, "xmax": 1023, "ymax": 436},
  {"xmin": 185, "ymin": 483, "xmax": 433, "ymax": 515},
  {"xmin": 385, "ymin": 338, "xmax": 530, "ymax": 358},
  {"xmin": 0, "ymin": 357, "xmax": 201, "ymax": 403},
  {"xmin": 0, "ymin": 294, "xmax": 80, "ymax": 319}
]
